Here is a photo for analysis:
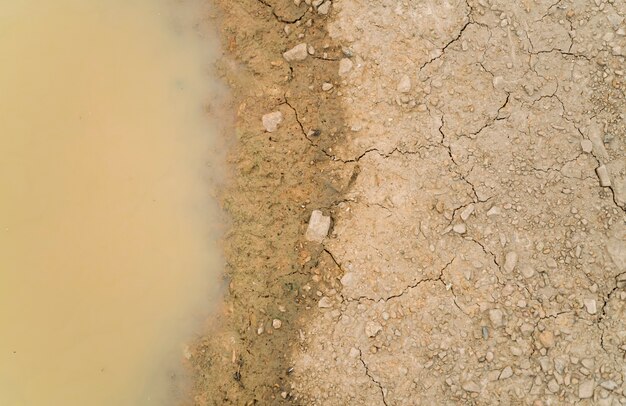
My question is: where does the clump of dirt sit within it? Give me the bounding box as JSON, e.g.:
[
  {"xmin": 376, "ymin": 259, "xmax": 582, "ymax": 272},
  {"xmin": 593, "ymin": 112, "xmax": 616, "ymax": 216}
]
[{"xmin": 188, "ymin": 1, "xmax": 350, "ymax": 404}]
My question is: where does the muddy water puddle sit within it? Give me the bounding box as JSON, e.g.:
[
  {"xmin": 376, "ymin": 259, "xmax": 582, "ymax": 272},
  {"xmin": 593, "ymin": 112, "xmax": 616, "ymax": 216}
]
[{"xmin": 0, "ymin": 1, "xmax": 222, "ymax": 404}]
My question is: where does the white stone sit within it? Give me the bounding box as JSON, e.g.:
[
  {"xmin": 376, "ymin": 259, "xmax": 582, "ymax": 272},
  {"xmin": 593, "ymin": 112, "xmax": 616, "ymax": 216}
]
[
  {"xmin": 462, "ymin": 381, "xmax": 481, "ymax": 393},
  {"xmin": 305, "ymin": 210, "xmax": 331, "ymax": 242},
  {"xmin": 504, "ymin": 251, "xmax": 518, "ymax": 272},
  {"xmin": 578, "ymin": 379, "xmax": 595, "ymax": 399},
  {"xmin": 396, "ymin": 75, "xmax": 412, "ymax": 93},
  {"xmin": 340, "ymin": 272, "xmax": 354, "ymax": 286},
  {"xmin": 596, "ymin": 165, "xmax": 611, "ymax": 187},
  {"xmin": 453, "ymin": 223, "xmax": 466, "ymax": 234},
  {"xmin": 322, "ymin": 82, "xmax": 333, "ymax": 91},
  {"xmin": 317, "ymin": 1, "xmax": 331, "ymax": 14},
  {"xmin": 547, "ymin": 379, "xmax": 560, "ymax": 393},
  {"xmin": 318, "ymin": 296, "xmax": 333, "ymax": 308},
  {"xmin": 460, "ymin": 204, "xmax": 475, "ymax": 221},
  {"xmin": 489, "ymin": 309, "xmax": 504, "ymax": 327},
  {"xmin": 581, "ymin": 139, "xmax": 593, "ymax": 153},
  {"xmin": 601, "ymin": 380, "xmax": 618, "ymax": 390},
  {"xmin": 283, "ymin": 43, "xmax": 309, "ymax": 61},
  {"xmin": 365, "ymin": 321, "xmax": 383, "ymax": 337},
  {"xmin": 487, "ymin": 206, "xmax": 501, "ymax": 216},
  {"xmin": 499, "ymin": 366, "xmax": 513, "ymax": 380},
  {"xmin": 584, "ymin": 299, "xmax": 597, "ymax": 315},
  {"xmin": 339, "ymin": 58, "xmax": 353, "ymax": 76},
  {"xmin": 272, "ymin": 319, "xmax": 282, "ymax": 329},
  {"xmin": 520, "ymin": 265, "xmax": 535, "ymax": 278},
  {"xmin": 492, "ymin": 76, "xmax": 505, "ymax": 89},
  {"xmin": 262, "ymin": 111, "xmax": 283, "ymax": 132}
]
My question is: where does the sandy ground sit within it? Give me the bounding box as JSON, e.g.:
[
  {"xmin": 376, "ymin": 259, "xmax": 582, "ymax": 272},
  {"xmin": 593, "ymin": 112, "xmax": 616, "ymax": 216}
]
[{"xmin": 193, "ymin": 0, "xmax": 626, "ymax": 405}]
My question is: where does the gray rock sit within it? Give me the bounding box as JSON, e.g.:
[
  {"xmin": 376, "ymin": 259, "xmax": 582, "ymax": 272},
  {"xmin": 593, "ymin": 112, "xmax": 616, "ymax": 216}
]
[
  {"xmin": 499, "ymin": 366, "xmax": 513, "ymax": 380},
  {"xmin": 462, "ymin": 381, "xmax": 481, "ymax": 393},
  {"xmin": 397, "ymin": 75, "xmax": 412, "ymax": 93},
  {"xmin": 317, "ymin": 1, "xmax": 331, "ymax": 14},
  {"xmin": 584, "ymin": 299, "xmax": 597, "ymax": 315},
  {"xmin": 318, "ymin": 296, "xmax": 333, "ymax": 308},
  {"xmin": 453, "ymin": 223, "xmax": 466, "ymax": 234},
  {"xmin": 520, "ymin": 265, "xmax": 535, "ymax": 278},
  {"xmin": 339, "ymin": 58, "xmax": 353, "ymax": 76},
  {"xmin": 283, "ymin": 43, "xmax": 309, "ymax": 62},
  {"xmin": 596, "ymin": 165, "xmax": 611, "ymax": 187},
  {"xmin": 548, "ymin": 379, "xmax": 560, "ymax": 393},
  {"xmin": 600, "ymin": 380, "xmax": 618, "ymax": 390},
  {"xmin": 460, "ymin": 204, "xmax": 475, "ymax": 221},
  {"xmin": 489, "ymin": 309, "xmax": 504, "ymax": 327},
  {"xmin": 262, "ymin": 111, "xmax": 283, "ymax": 132},
  {"xmin": 305, "ymin": 210, "xmax": 331, "ymax": 242},
  {"xmin": 504, "ymin": 251, "xmax": 518, "ymax": 272},
  {"xmin": 581, "ymin": 139, "xmax": 593, "ymax": 153},
  {"xmin": 578, "ymin": 379, "xmax": 595, "ymax": 399},
  {"xmin": 365, "ymin": 321, "xmax": 383, "ymax": 337}
]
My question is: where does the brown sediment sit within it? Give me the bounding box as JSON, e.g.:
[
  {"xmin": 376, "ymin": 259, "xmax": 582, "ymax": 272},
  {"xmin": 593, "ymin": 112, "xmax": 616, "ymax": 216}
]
[{"xmin": 189, "ymin": 1, "xmax": 349, "ymax": 404}]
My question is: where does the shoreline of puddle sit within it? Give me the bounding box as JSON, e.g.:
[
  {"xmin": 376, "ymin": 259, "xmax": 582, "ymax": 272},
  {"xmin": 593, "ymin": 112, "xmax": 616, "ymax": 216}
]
[{"xmin": 0, "ymin": 1, "xmax": 231, "ymax": 404}]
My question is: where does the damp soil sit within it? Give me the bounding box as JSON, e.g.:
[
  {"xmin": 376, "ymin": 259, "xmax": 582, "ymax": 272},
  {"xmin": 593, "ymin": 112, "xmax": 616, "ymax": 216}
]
[{"xmin": 189, "ymin": 1, "xmax": 350, "ymax": 404}]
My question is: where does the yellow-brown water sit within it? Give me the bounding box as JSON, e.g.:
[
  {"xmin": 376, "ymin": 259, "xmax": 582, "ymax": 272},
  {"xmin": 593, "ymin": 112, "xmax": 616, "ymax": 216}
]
[{"xmin": 0, "ymin": 1, "xmax": 222, "ymax": 404}]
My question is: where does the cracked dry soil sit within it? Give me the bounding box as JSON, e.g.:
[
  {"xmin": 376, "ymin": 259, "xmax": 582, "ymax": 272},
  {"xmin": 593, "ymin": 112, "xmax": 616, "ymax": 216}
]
[{"xmin": 192, "ymin": 0, "xmax": 626, "ymax": 405}]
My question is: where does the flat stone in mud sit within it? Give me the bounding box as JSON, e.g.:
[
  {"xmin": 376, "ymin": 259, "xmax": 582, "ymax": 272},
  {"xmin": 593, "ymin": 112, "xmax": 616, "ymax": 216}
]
[
  {"xmin": 262, "ymin": 111, "xmax": 283, "ymax": 132},
  {"xmin": 305, "ymin": 210, "xmax": 331, "ymax": 243},
  {"xmin": 338, "ymin": 58, "xmax": 353, "ymax": 76},
  {"xmin": 283, "ymin": 43, "xmax": 309, "ymax": 62}
]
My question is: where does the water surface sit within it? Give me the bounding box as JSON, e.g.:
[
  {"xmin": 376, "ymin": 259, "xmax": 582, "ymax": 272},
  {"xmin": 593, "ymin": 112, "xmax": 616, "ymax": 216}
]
[{"xmin": 0, "ymin": 1, "xmax": 222, "ymax": 404}]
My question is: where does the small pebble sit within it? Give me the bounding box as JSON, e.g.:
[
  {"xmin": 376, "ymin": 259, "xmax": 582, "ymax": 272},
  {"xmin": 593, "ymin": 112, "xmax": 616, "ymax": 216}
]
[
  {"xmin": 397, "ymin": 74, "xmax": 412, "ymax": 93},
  {"xmin": 453, "ymin": 223, "xmax": 466, "ymax": 234},
  {"xmin": 283, "ymin": 43, "xmax": 309, "ymax": 61},
  {"xmin": 339, "ymin": 58, "xmax": 353, "ymax": 76},
  {"xmin": 318, "ymin": 296, "xmax": 333, "ymax": 308},
  {"xmin": 504, "ymin": 251, "xmax": 518, "ymax": 272},
  {"xmin": 461, "ymin": 204, "xmax": 475, "ymax": 221},
  {"xmin": 499, "ymin": 366, "xmax": 513, "ymax": 380},
  {"xmin": 584, "ymin": 299, "xmax": 597, "ymax": 315},
  {"xmin": 489, "ymin": 309, "xmax": 504, "ymax": 327},
  {"xmin": 520, "ymin": 265, "xmax": 535, "ymax": 278},
  {"xmin": 596, "ymin": 165, "xmax": 611, "ymax": 187},
  {"xmin": 262, "ymin": 111, "xmax": 283, "ymax": 132},
  {"xmin": 578, "ymin": 379, "xmax": 595, "ymax": 399},
  {"xmin": 317, "ymin": 1, "xmax": 331, "ymax": 14}
]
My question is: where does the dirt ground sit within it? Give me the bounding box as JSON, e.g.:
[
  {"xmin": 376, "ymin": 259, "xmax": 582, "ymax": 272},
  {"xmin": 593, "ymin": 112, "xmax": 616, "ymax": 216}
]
[{"xmin": 191, "ymin": 0, "xmax": 626, "ymax": 405}]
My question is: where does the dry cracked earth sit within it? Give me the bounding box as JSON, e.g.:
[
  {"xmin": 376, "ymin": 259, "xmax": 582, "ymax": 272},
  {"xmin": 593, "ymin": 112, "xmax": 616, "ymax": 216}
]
[{"xmin": 196, "ymin": 0, "xmax": 626, "ymax": 405}]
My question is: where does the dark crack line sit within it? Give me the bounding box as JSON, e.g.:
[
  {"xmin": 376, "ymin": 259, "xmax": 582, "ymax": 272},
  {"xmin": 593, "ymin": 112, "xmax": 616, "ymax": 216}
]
[
  {"xmin": 598, "ymin": 273, "xmax": 625, "ymax": 352},
  {"xmin": 358, "ymin": 349, "xmax": 389, "ymax": 406},
  {"xmin": 282, "ymin": 96, "xmax": 337, "ymax": 162},
  {"xmin": 255, "ymin": 0, "xmax": 307, "ymax": 24},
  {"xmin": 419, "ymin": 19, "xmax": 472, "ymax": 71},
  {"xmin": 342, "ymin": 257, "xmax": 455, "ymax": 303},
  {"xmin": 284, "ymin": 96, "xmax": 430, "ymax": 164},
  {"xmin": 323, "ymin": 248, "xmax": 342, "ymax": 270},
  {"xmin": 530, "ymin": 49, "xmax": 590, "ymax": 62},
  {"xmin": 467, "ymin": 236, "xmax": 500, "ymax": 269}
]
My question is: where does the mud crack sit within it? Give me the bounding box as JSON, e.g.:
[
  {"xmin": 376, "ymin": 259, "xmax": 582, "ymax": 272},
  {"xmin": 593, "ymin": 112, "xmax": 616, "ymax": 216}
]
[{"xmin": 358, "ymin": 349, "xmax": 389, "ymax": 406}]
